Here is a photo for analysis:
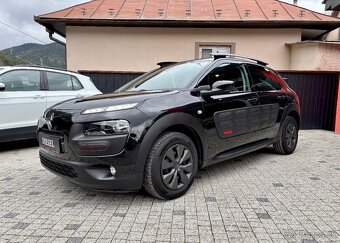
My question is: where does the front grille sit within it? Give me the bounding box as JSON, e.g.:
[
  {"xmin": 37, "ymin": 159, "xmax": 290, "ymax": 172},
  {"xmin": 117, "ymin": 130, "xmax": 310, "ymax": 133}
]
[
  {"xmin": 44, "ymin": 109, "xmax": 74, "ymax": 135},
  {"xmin": 40, "ymin": 155, "xmax": 78, "ymax": 178},
  {"xmin": 40, "ymin": 128, "xmax": 64, "ymax": 137}
]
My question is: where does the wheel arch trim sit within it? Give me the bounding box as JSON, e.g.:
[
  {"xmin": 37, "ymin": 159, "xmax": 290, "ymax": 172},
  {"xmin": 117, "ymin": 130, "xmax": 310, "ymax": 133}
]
[
  {"xmin": 282, "ymin": 103, "xmax": 301, "ymax": 129},
  {"xmin": 134, "ymin": 112, "xmax": 207, "ymax": 174}
]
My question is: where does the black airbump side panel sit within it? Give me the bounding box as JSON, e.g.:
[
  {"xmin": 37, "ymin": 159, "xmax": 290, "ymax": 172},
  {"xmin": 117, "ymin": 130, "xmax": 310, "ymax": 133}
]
[
  {"xmin": 214, "ymin": 104, "xmax": 279, "ymax": 139},
  {"xmin": 260, "ymin": 104, "xmax": 280, "ymax": 128}
]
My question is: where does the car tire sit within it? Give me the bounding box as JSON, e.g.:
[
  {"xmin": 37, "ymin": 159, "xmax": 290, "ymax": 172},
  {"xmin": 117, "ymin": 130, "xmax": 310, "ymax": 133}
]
[
  {"xmin": 273, "ymin": 116, "xmax": 298, "ymax": 155},
  {"xmin": 143, "ymin": 132, "xmax": 198, "ymax": 200}
]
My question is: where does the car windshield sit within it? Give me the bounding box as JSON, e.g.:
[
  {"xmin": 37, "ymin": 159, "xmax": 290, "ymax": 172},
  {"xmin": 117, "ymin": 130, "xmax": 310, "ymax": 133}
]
[{"xmin": 117, "ymin": 60, "xmax": 211, "ymax": 91}]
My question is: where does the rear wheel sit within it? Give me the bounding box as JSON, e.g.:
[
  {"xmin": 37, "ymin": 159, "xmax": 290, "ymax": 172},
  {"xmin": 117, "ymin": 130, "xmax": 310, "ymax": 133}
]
[
  {"xmin": 273, "ymin": 116, "xmax": 298, "ymax": 155},
  {"xmin": 143, "ymin": 132, "xmax": 198, "ymax": 200}
]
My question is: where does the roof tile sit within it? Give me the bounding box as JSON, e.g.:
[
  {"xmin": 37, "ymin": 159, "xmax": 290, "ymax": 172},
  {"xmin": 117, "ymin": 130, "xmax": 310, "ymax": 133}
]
[
  {"xmin": 66, "ymin": 0, "xmax": 103, "ymax": 18},
  {"xmin": 142, "ymin": 0, "xmax": 168, "ymax": 19},
  {"xmin": 279, "ymin": 2, "xmax": 320, "ymax": 20},
  {"xmin": 191, "ymin": 0, "xmax": 215, "ymax": 20},
  {"xmin": 92, "ymin": 0, "xmax": 125, "ymax": 19},
  {"xmin": 115, "ymin": 0, "xmax": 147, "ymax": 19},
  {"xmin": 38, "ymin": 0, "xmax": 340, "ymax": 22},
  {"xmin": 211, "ymin": 0, "xmax": 241, "ymax": 20},
  {"xmin": 166, "ymin": 0, "xmax": 191, "ymax": 20},
  {"xmin": 236, "ymin": 0, "xmax": 267, "ymax": 20},
  {"xmin": 256, "ymin": 0, "xmax": 293, "ymax": 20}
]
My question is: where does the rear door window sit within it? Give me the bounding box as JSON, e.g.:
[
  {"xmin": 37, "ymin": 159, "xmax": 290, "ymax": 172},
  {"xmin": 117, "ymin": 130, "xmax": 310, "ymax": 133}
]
[
  {"xmin": 46, "ymin": 72, "xmax": 83, "ymax": 91},
  {"xmin": 247, "ymin": 65, "xmax": 283, "ymax": 91},
  {"xmin": 72, "ymin": 76, "xmax": 83, "ymax": 90}
]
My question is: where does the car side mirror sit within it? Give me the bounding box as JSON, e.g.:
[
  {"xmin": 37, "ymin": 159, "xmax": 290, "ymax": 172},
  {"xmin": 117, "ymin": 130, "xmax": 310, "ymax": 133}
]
[
  {"xmin": 199, "ymin": 81, "xmax": 235, "ymax": 98},
  {"xmin": 212, "ymin": 80, "xmax": 235, "ymax": 90},
  {"xmin": 0, "ymin": 82, "xmax": 5, "ymax": 91}
]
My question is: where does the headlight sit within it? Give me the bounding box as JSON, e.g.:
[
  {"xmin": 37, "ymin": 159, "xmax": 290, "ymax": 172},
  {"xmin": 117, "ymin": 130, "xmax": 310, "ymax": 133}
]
[
  {"xmin": 84, "ymin": 120, "xmax": 130, "ymax": 136},
  {"xmin": 82, "ymin": 103, "xmax": 138, "ymax": 115}
]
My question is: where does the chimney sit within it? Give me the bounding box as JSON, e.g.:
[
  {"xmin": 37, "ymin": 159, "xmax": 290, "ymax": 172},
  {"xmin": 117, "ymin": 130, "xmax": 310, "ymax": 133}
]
[{"xmin": 293, "ymin": 0, "xmax": 298, "ymax": 5}]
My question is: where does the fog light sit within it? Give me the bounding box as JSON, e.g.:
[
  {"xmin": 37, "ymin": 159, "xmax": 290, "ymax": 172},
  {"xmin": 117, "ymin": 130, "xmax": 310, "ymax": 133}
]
[{"xmin": 110, "ymin": 166, "xmax": 116, "ymax": 176}]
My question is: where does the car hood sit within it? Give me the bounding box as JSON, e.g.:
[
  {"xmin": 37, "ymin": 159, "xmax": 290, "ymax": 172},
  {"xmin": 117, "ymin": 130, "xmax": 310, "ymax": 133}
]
[{"xmin": 50, "ymin": 90, "xmax": 179, "ymax": 111}]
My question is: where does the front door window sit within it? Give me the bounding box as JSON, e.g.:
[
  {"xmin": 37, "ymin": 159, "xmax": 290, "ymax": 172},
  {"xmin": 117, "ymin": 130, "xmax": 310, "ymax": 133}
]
[
  {"xmin": 0, "ymin": 70, "xmax": 41, "ymax": 91},
  {"xmin": 199, "ymin": 63, "xmax": 250, "ymax": 92}
]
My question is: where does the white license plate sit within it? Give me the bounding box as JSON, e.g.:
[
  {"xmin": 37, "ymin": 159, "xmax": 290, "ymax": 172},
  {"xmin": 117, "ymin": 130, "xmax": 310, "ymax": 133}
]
[{"xmin": 39, "ymin": 133, "xmax": 62, "ymax": 153}]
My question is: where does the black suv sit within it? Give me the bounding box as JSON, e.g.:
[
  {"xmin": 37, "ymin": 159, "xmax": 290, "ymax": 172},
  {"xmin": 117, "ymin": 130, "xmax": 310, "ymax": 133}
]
[{"xmin": 37, "ymin": 55, "xmax": 300, "ymax": 199}]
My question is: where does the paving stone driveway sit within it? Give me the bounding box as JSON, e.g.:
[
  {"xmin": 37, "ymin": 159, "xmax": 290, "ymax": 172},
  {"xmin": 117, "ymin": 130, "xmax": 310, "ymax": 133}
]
[{"xmin": 0, "ymin": 130, "xmax": 339, "ymax": 243}]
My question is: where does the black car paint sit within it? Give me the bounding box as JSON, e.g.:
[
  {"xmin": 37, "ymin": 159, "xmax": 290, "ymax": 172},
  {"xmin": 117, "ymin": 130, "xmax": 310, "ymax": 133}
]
[{"xmin": 37, "ymin": 59, "xmax": 300, "ymax": 192}]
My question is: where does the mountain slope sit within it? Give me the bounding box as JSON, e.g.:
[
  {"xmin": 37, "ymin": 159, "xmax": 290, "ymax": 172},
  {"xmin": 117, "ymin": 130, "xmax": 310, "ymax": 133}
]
[
  {"xmin": 1, "ymin": 43, "xmax": 66, "ymax": 69},
  {"xmin": 0, "ymin": 51, "xmax": 28, "ymax": 66}
]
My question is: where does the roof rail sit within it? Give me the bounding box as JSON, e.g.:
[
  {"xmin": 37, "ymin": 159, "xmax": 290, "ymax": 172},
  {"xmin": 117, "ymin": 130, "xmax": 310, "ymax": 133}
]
[
  {"xmin": 13, "ymin": 64, "xmax": 80, "ymax": 74},
  {"xmin": 211, "ymin": 52, "xmax": 268, "ymax": 66}
]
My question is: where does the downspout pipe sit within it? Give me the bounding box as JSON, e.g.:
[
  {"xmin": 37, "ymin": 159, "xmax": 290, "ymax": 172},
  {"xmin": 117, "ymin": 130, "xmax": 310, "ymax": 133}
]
[{"xmin": 46, "ymin": 28, "xmax": 66, "ymax": 46}]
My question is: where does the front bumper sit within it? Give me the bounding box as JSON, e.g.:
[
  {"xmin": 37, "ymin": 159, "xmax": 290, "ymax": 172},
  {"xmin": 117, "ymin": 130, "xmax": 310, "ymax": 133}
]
[
  {"xmin": 37, "ymin": 108, "xmax": 152, "ymax": 191},
  {"xmin": 40, "ymin": 150, "xmax": 143, "ymax": 191}
]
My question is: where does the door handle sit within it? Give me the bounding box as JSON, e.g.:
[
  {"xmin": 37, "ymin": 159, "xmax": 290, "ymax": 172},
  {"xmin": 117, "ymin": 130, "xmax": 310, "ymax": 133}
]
[
  {"xmin": 247, "ymin": 97, "xmax": 258, "ymax": 103},
  {"xmin": 76, "ymin": 94, "xmax": 84, "ymax": 98},
  {"xmin": 277, "ymin": 95, "xmax": 286, "ymax": 100},
  {"xmin": 33, "ymin": 95, "xmax": 44, "ymax": 99}
]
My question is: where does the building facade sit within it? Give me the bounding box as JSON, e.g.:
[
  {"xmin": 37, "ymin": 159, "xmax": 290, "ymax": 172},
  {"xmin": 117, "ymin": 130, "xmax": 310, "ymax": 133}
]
[
  {"xmin": 36, "ymin": 0, "xmax": 340, "ymax": 73},
  {"xmin": 66, "ymin": 27, "xmax": 301, "ymax": 72}
]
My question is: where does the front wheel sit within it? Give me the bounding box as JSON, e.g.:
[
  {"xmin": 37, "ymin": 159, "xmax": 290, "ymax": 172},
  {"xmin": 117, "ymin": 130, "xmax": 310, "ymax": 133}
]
[
  {"xmin": 273, "ymin": 116, "xmax": 299, "ymax": 155},
  {"xmin": 143, "ymin": 132, "xmax": 198, "ymax": 200}
]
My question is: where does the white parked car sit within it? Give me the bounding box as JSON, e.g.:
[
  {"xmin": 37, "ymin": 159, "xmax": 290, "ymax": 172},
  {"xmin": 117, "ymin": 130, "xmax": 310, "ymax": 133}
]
[{"xmin": 0, "ymin": 66, "xmax": 102, "ymax": 142}]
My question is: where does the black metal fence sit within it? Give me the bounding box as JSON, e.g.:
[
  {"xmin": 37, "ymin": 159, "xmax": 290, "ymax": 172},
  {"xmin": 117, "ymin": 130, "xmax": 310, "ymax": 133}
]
[
  {"xmin": 81, "ymin": 71, "xmax": 339, "ymax": 131},
  {"xmin": 81, "ymin": 72, "xmax": 142, "ymax": 93}
]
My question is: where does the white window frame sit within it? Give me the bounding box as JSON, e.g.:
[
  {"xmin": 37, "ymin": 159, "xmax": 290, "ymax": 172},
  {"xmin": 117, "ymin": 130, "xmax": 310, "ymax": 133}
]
[{"xmin": 195, "ymin": 42, "xmax": 236, "ymax": 59}]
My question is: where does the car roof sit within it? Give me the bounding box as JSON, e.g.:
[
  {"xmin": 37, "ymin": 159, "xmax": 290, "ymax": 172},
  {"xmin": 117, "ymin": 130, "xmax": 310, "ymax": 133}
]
[
  {"xmin": 0, "ymin": 65, "xmax": 80, "ymax": 76},
  {"xmin": 203, "ymin": 57, "xmax": 267, "ymax": 66}
]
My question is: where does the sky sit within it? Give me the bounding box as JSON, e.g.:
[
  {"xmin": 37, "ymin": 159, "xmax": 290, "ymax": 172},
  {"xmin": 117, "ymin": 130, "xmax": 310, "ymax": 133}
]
[{"xmin": 0, "ymin": 0, "xmax": 330, "ymax": 50}]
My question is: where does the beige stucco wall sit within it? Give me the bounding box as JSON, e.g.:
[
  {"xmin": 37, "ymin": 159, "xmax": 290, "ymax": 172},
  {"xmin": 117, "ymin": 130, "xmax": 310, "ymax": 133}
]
[
  {"xmin": 326, "ymin": 28, "xmax": 339, "ymax": 41},
  {"xmin": 66, "ymin": 27, "xmax": 301, "ymax": 72},
  {"xmin": 290, "ymin": 43, "xmax": 320, "ymax": 70},
  {"xmin": 290, "ymin": 42, "xmax": 340, "ymax": 71},
  {"xmin": 326, "ymin": 12, "xmax": 339, "ymax": 41}
]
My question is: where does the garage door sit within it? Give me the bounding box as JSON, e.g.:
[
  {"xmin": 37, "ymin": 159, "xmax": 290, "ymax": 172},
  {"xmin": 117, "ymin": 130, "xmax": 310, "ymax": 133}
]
[{"xmin": 280, "ymin": 72, "xmax": 338, "ymax": 131}]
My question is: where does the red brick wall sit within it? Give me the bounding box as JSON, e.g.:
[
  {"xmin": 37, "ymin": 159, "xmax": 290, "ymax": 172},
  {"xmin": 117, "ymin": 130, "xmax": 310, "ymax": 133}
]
[{"xmin": 335, "ymin": 74, "xmax": 340, "ymax": 134}]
